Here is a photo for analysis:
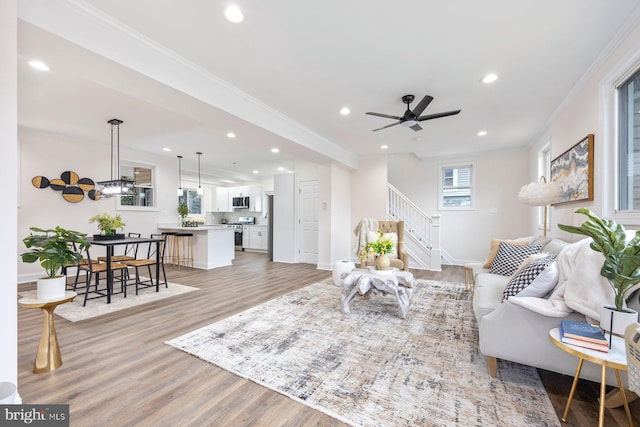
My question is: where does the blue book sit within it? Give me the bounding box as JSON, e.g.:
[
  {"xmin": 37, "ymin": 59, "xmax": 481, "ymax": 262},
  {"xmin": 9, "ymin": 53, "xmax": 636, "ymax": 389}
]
[{"xmin": 560, "ymin": 320, "xmax": 607, "ymax": 345}]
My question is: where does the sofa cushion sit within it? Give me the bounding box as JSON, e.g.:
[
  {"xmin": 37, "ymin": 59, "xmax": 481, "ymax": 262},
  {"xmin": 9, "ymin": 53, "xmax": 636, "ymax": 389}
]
[
  {"xmin": 541, "ymin": 239, "xmax": 569, "ymax": 256},
  {"xmin": 473, "ymin": 274, "xmax": 510, "ymax": 320},
  {"xmin": 502, "ymin": 255, "xmax": 557, "ymax": 301},
  {"xmin": 489, "ymin": 242, "xmax": 542, "ymax": 276},
  {"xmin": 482, "ymin": 237, "xmax": 533, "ymax": 268}
]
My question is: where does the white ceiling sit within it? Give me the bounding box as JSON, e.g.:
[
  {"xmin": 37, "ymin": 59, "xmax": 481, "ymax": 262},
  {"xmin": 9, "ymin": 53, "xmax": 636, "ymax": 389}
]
[{"xmin": 16, "ymin": 0, "xmax": 640, "ymax": 181}]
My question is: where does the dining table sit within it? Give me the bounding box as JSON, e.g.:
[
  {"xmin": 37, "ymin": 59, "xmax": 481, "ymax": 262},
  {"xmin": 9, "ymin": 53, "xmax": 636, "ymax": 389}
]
[{"xmin": 88, "ymin": 235, "xmax": 164, "ymax": 303}]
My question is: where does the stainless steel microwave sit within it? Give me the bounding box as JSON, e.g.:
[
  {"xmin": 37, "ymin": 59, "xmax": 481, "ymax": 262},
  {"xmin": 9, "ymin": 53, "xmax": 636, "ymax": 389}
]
[{"xmin": 232, "ymin": 196, "xmax": 250, "ymax": 208}]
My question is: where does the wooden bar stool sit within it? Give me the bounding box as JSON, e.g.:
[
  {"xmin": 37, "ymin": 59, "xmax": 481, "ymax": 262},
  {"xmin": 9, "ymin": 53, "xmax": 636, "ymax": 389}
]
[
  {"xmin": 174, "ymin": 232, "xmax": 194, "ymax": 269},
  {"xmin": 161, "ymin": 231, "xmax": 178, "ymax": 268}
]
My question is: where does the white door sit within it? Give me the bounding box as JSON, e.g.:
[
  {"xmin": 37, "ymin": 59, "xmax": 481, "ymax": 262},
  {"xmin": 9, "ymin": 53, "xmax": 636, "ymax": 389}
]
[{"xmin": 298, "ymin": 180, "xmax": 319, "ymax": 264}]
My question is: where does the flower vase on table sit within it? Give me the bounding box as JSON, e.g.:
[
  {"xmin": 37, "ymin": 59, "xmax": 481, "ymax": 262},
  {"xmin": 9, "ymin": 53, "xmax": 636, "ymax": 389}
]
[{"xmin": 375, "ymin": 253, "xmax": 391, "ymax": 270}]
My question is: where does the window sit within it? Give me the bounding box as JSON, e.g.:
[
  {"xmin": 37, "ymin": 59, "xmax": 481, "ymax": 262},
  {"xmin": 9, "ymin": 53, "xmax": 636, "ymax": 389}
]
[
  {"xmin": 617, "ymin": 67, "xmax": 640, "ymax": 212},
  {"xmin": 118, "ymin": 163, "xmax": 155, "ymax": 210},
  {"xmin": 178, "ymin": 189, "xmax": 202, "ymax": 216},
  {"xmin": 439, "ymin": 163, "xmax": 474, "ymax": 210}
]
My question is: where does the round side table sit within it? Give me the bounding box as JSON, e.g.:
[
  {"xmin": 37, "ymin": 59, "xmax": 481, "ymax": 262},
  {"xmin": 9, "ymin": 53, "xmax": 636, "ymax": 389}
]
[
  {"xmin": 548, "ymin": 327, "xmax": 633, "ymax": 427},
  {"xmin": 19, "ymin": 291, "xmax": 77, "ymax": 374}
]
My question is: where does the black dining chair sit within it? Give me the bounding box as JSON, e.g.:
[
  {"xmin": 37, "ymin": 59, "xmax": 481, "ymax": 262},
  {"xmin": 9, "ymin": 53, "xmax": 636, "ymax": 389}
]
[
  {"xmin": 75, "ymin": 247, "xmax": 129, "ymax": 306},
  {"xmin": 121, "ymin": 234, "xmax": 167, "ymax": 295},
  {"xmin": 96, "ymin": 232, "xmax": 140, "ymax": 263}
]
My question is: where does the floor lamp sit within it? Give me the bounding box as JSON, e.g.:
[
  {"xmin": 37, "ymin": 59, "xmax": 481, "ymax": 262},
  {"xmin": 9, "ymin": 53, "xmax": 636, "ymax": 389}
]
[{"xmin": 517, "ymin": 177, "xmax": 562, "ymax": 237}]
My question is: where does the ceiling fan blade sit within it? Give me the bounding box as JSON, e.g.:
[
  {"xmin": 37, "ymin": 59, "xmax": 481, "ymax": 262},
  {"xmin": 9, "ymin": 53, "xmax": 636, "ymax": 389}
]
[
  {"xmin": 417, "ymin": 109, "xmax": 461, "ymax": 121},
  {"xmin": 409, "ymin": 123, "xmax": 423, "ymax": 132},
  {"xmin": 366, "ymin": 112, "xmax": 404, "ymax": 120},
  {"xmin": 411, "ymin": 95, "xmax": 434, "ymax": 117},
  {"xmin": 372, "ymin": 121, "xmax": 402, "ymax": 132}
]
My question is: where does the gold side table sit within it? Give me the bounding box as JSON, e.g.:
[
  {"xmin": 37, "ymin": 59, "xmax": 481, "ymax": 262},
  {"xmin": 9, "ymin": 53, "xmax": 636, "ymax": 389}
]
[
  {"xmin": 549, "ymin": 327, "xmax": 633, "ymax": 427},
  {"xmin": 19, "ymin": 291, "xmax": 76, "ymax": 374}
]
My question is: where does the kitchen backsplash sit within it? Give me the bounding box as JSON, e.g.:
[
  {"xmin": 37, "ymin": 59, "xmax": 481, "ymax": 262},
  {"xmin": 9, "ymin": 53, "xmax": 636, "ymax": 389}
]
[{"xmin": 206, "ymin": 211, "xmax": 268, "ymax": 225}]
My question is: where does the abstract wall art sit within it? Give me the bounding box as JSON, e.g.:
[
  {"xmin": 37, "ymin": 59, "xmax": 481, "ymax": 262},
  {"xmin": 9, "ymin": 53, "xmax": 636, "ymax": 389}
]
[{"xmin": 550, "ymin": 134, "xmax": 594, "ymax": 205}]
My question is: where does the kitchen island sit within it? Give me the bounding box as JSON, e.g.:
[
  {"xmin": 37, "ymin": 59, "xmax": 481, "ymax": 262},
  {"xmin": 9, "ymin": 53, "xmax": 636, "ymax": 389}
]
[{"xmin": 156, "ymin": 224, "xmax": 234, "ymax": 270}]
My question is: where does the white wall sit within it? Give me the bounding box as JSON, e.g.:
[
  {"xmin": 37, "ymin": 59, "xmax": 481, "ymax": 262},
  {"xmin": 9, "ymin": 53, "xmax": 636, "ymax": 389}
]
[
  {"xmin": 530, "ymin": 17, "xmax": 640, "ymax": 240},
  {"xmin": 388, "ymin": 149, "xmax": 531, "ymax": 263},
  {"xmin": 18, "ymin": 128, "xmax": 180, "ymax": 282},
  {"xmin": 330, "ymin": 164, "xmax": 352, "ymax": 263},
  {"xmin": 273, "ymin": 173, "xmax": 296, "ymax": 263},
  {"xmin": 1, "ymin": 0, "xmax": 18, "ymax": 392}
]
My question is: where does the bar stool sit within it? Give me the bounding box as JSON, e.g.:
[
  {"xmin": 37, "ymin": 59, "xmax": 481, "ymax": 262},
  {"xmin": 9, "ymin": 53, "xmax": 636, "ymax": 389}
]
[
  {"xmin": 161, "ymin": 231, "xmax": 178, "ymax": 267},
  {"xmin": 174, "ymin": 232, "xmax": 194, "ymax": 269}
]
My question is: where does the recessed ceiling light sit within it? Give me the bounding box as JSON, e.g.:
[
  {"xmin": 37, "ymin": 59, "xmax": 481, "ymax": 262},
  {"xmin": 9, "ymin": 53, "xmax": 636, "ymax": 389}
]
[
  {"xmin": 252, "ymin": 170, "xmax": 259, "ymax": 174},
  {"xmin": 481, "ymin": 73, "xmax": 498, "ymax": 84},
  {"xmin": 226, "ymin": 132, "xmax": 236, "ymax": 138},
  {"xmin": 340, "ymin": 107, "xmax": 351, "ymax": 115},
  {"xmin": 225, "ymin": 5, "xmax": 244, "ymax": 23},
  {"xmin": 477, "ymin": 130, "xmax": 488, "ymax": 136},
  {"xmin": 288, "ymin": 170, "xmax": 294, "ymax": 174},
  {"xmin": 278, "ymin": 167, "xmax": 285, "ymax": 171},
  {"xmin": 271, "ymin": 148, "xmax": 280, "ymax": 153},
  {"xmin": 28, "ymin": 60, "xmax": 49, "ymax": 71},
  {"xmin": 380, "ymin": 145, "xmax": 389, "ymax": 149},
  {"xmin": 163, "ymin": 147, "xmax": 171, "ymax": 152},
  {"xmin": 232, "ymin": 162, "xmax": 237, "ymax": 165}
]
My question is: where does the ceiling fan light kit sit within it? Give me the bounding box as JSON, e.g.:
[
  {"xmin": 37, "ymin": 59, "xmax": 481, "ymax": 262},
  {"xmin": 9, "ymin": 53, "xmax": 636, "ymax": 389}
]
[{"xmin": 366, "ymin": 94, "xmax": 461, "ymax": 132}]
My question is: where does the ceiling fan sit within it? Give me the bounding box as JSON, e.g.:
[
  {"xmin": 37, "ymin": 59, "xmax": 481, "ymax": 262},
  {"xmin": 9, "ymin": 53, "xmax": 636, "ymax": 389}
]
[{"xmin": 366, "ymin": 94, "xmax": 461, "ymax": 132}]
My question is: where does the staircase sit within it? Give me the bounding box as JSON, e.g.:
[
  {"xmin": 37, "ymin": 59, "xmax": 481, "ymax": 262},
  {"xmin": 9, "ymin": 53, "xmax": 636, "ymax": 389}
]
[{"xmin": 387, "ymin": 183, "xmax": 441, "ymax": 271}]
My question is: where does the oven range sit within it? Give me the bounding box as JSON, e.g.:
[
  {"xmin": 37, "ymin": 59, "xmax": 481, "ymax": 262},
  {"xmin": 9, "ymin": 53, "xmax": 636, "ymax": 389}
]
[{"xmin": 225, "ymin": 216, "xmax": 255, "ymax": 250}]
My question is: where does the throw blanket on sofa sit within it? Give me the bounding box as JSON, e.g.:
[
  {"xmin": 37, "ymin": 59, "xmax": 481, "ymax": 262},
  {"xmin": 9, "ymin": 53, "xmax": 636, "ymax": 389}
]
[
  {"xmin": 510, "ymin": 237, "xmax": 640, "ymax": 322},
  {"xmin": 353, "ymin": 218, "xmax": 378, "ymax": 257}
]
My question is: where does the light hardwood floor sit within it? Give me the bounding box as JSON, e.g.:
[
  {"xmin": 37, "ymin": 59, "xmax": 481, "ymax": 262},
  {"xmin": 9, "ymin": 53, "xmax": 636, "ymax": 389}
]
[{"xmin": 17, "ymin": 252, "xmax": 639, "ymax": 426}]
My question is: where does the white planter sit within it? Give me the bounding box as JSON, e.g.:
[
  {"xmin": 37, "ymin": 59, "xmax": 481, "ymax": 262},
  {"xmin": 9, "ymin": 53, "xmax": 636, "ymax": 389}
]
[
  {"xmin": 0, "ymin": 382, "xmax": 16, "ymax": 404},
  {"xmin": 36, "ymin": 276, "xmax": 67, "ymax": 300},
  {"xmin": 332, "ymin": 260, "xmax": 355, "ymax": 286},
  {"xmin": 599, "ymin": 305, "xmax": 639, "ymax": 336}
]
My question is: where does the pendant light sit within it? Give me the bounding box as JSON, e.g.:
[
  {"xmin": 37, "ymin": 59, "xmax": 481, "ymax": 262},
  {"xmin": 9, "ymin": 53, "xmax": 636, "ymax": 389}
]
[
  {"xmin": 177, "ymin": 155, "xmax": 183, "ymax": 196},
  {"xmin": 196, "ymin": 152, "xmax": 203, "ymax": 195},
  {"xmin": 96, "ymin": 119, "xmax": 136, "ymax": 197}
]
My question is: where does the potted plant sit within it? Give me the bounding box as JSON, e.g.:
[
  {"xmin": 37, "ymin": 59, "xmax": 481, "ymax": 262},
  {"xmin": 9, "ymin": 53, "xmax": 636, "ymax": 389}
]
[
  {"xmin": 558, "ymin": 208, "xmax": 640, "ymax": 335},
  {"xmin": 178, "ymin": 203, "xmax": 189, "ymax": 226},
  {"xmin": 361, "ymin": 231, "xmax": 395, "ymax": 270},
  {"xmin": 21, "ymin": 226, "xmax": 90, "ymax": 300},
  {"xmin": 89, "ymin": 213, "xmax": 126, "ymax": 240}
]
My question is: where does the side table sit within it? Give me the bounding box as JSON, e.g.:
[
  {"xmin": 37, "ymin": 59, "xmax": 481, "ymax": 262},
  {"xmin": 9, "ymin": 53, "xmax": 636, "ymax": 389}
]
[
  {"xmin": 19, "ymin": 291, "xmax": 77, "ymax": 374},
  {"xmin": 548, "ymin": 327, "xmax": 633, "ymax": 427}
]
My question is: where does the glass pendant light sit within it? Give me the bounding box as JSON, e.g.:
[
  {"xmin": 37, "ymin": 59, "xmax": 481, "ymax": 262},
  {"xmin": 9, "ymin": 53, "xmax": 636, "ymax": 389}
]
[
  {"xmin": 177, "ymin": 155, "xmax": 183, "ymax": 196},
  {"xmin": 196, "ymin": 152, "xmax": 203, "ymax": 195}
]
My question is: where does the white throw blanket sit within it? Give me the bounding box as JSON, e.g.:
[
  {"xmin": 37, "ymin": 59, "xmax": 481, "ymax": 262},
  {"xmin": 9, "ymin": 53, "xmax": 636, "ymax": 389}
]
[
  {"xmin": 509, "ymin": 237, "xmax": 640, "ymax": 322},
  {"xmin": 353, "ymin": 218, "xmax": 378, "ymax": 257}
]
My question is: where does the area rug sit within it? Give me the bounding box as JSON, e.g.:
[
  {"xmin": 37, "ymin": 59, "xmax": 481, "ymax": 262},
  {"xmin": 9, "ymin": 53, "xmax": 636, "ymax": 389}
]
[
  {"xmin": 21, "ymin": 281, "xmax": 198, "ymax": 322},
  {"xmin": 165, "ymin": 279, "xmax": 560, "ymax": 427}
]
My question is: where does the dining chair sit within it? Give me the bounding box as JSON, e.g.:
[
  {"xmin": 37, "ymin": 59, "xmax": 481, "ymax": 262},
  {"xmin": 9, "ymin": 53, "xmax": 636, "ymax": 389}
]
[
  {"xmin": 121, "ymin": 234, "xmax": 167, "ymax": 295},
  {"xmin": 96, "ymin": 232, "xmax": 140, "ymax": 263},
  {"xmin": 62, "ymin": 242, "xmax": 100, "ymax": 290},
  {"xmin": 76, "ymin": 247, "xmax": 129, "ymax": 306}
]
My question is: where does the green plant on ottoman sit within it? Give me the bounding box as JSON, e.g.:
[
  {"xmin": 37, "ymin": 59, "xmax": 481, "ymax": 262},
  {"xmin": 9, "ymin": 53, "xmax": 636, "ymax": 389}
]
[{"xmin": 21, "ymin": 226, "xmax": 90, "ymax": 300}]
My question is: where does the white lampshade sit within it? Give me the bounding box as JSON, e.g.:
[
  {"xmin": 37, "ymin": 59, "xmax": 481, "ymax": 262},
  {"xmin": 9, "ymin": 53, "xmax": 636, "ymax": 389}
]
[{"xmin": 518, "ymin": 181, "xmax": 562, "ymax": 206}]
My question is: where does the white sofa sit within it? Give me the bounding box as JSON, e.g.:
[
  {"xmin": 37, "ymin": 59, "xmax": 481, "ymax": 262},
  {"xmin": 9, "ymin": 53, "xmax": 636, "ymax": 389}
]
[{"xmin": 472, "ymin": 236, "xmax": 640, "ymax": 386}]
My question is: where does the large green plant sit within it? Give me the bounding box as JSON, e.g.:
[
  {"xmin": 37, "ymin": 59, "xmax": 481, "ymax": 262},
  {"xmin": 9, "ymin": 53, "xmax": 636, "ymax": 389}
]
[
  {"xmin": 558, "ymin": 208, "xmax": 640, "ymax": 311},
  {"xmin": 21, "ymin": 226, "xmax": 90, "ymax": 278}
]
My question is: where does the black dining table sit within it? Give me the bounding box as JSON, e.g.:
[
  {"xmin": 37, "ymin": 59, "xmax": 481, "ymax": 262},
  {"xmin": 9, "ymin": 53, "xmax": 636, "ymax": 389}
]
[{"xmin": 88, "ymin": 235, "xmax": 163, "ymax": 303}]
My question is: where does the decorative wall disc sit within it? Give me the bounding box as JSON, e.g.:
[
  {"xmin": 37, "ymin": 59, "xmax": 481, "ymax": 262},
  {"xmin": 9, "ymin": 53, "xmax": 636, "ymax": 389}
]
[
  {"xmin": 78, "ymin": 177, "xmax": 95, "ymax": 191},
  {"xmin": 62, "ymin": 186, "xmax": 84, "ymax": 203},
  {"xmin": 31, "ymin": 176, "xmax": 50, "ymax": 189},
  {"xmin": 88, "ymin": 190, "xmax": 102, "ymax": 201},
  {"xmin": 61, "ymin": 171, "xmax": 79, "ymax": 185},
  {"xmin": 49, "ymin": 179, "xmax": 66, "ymax": 191}
]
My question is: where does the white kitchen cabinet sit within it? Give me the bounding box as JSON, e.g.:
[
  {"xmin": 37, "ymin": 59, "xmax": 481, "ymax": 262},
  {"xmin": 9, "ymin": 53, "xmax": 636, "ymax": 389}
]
[
  {"xmin": 247, "ymin": 225, "xmax": 267, "ymax": 251},
  {"xmin": 215, "ymin": 187, "xmax": 230, "ymax": 212},
  {"xmin": 249, "ymin": 185, "xmax": 263, "ymax": 212}
]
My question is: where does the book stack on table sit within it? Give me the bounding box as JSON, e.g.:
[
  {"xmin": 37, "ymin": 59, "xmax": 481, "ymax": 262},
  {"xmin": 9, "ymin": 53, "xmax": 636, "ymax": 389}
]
[{"xmin": 559, "ymin": 320, "xmax": 609, "ymax": 352}]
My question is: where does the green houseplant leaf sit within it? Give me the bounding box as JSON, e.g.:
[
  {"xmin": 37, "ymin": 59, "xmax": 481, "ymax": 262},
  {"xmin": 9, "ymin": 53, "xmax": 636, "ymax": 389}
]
[
  {"xmin": 89, "ymin": 213, "xmax": 126, "ymax": 235},
  {"xmin": 558, "ymin": 208, "xmax": 640, "ymax": 311},
  {"xmin": 21, "ymin": 226, "xmax": 91, "ymax": 278}
]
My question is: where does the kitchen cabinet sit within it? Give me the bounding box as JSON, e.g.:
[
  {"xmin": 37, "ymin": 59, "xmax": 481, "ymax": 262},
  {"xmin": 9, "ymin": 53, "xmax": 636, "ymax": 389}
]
[
  {"xmin": 214, "ymin": 187, "xmax": 230, "ymax": 212},
  {"xmin": 244, "ymin": 225, "xmax": 268, "ymax": 251}
]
